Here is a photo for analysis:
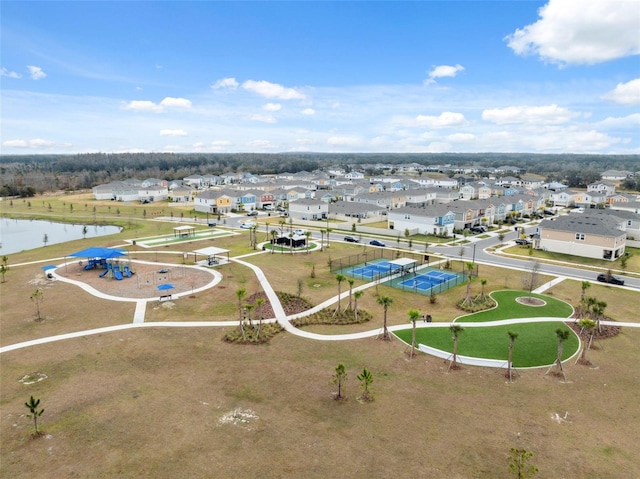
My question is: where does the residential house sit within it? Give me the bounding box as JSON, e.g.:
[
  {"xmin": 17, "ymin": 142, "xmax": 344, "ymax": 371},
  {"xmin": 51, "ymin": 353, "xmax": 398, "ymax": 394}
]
[
  {"xmin": 329, "ymin": 201, "xmax": 387, "ymax": 222},
  {"xmin": 168, "ymin": 185, "xmax": 194, "ymax": 203},
  {"xmin": 387, "ymin": 205, "xmax": 456, "ymax": 236},
  {"xmin": 288, "ymin": 198, "xmax": 329, "ymax": 221},
  {"xmin": 537, "ymin": 213, "xmax": 626, "ymax": 261},
  {"xmin": 587, "ymin": 181, "xmax": 616, "ymax": 196}
]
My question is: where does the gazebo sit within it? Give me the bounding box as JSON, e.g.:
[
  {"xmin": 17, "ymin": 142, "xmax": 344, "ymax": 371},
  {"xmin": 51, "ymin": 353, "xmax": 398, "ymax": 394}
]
[
  {"xmin": 192, "ymin": 246, "xmax": 230, "ymax": 266},
  {"xmin": 173, "ymin": 225, "xmax": 196, "ymax": 239},
  {"xmin": 389, "ymin": 257, "xmax": 417, "ymax": 275}
]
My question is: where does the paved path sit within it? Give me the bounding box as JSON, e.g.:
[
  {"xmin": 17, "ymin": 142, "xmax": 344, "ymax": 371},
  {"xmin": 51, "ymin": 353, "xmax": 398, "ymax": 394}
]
[{"xmin": 3, "ymin": 249, "xmax": 639, "ymax": 355}]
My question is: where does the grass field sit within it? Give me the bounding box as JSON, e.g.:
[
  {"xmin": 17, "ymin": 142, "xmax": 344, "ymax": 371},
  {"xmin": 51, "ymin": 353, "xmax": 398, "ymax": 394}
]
[{"xmin": 2, "ymin": 194, "xmax": 640, "ymax": 478}]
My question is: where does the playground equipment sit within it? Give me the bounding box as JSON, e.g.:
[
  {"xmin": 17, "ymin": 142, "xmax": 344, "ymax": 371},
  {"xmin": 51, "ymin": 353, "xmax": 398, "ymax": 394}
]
[
  {"xmin": 113, "ymin": 264, "xmax": 124, "ymax": 280},
  {"xmin": 123, "ymin": 265, "xmax": 133, "ymax": 277}
]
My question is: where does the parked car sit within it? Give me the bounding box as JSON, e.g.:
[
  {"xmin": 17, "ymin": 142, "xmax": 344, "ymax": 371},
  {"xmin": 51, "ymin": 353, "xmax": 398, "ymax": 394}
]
[
  {"xmin": 276, "ymin": 206, "xmax": 286, "ymax": 212},
  {"xmin": 240, "ymin": 222, "xmax": 256, "ymax": 229},
  {"xmin": 293, "ymin": 229, "xmax": 307, "ymax": 236},
  {"xmin": 597, "ymin": 273, "xmax": 624, "ymax": 286},
  {"xmin": 344, "ymin": 236, "xmax": 359, "ymax": 243},
  {"xmin": 263, "ymin": 205, "xmax": 274, "ymax": 211},
  {"xmin": 543, "ymin": 209, "xmax": 555, "ymax": 216},
  {"xmin": 369, "ymin": 239, "xmax": 386, "ymax": 247},
  {"xmin": 515, "ymin": 238, "xmax": 531, "ymax": 245},
  {"xmin": 470, "ymin": 226, "xmax": 487, "ymax": 234},
  {"xmin": 247, "ymin": 210, "xmax": 259, "ymax": 216}
]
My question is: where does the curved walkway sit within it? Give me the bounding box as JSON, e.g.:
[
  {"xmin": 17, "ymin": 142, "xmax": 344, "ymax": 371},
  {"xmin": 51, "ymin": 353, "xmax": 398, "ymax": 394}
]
[{"xmin": 2, "ymin": 251, "xmax": 639, "ymax": 355}]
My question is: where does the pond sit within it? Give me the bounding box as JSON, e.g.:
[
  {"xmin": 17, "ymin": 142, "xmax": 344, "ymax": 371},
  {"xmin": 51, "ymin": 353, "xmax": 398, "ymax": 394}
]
[{"xmin": 0, "ymin": 218, "xmax": 122, "ymax": 255}]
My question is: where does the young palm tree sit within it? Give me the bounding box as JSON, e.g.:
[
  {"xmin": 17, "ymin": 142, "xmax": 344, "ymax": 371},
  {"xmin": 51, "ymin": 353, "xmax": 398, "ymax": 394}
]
[
  {"xmin": 334, "ymin": 274, "xmax": 346, "ymax": 315},
  {"xmin": 356, "ymin": 368, "xmax": 374, "ymax": 402},
  {"xmin": 592, "ymin": 300, "xmax": 607, "ymax": 333},
  {"xmin": 331, "ymin": 364, "xmax": 347, "ymax": 400},
  {"xmin": 376, "ymin": 295, "xmax": 394, "ymax": 340},
  {"xmin": 576, "ymin": 318, "xmax": 596, "ymax": 364},
  {"xmin": 507, "ymin": 331, "xmax": 519, "ymax": 382},
  {"xmin": 408, "ymin": 308, "xmax": 421, "ymax": 359},
  {"xmin": 305, "ymin": 231, "xmax": 312, "ymax": 254},
  {"xmin": 326, "ymin": 227, "xmax": 332, "ymax": 247},
  {"xmin": 448, "ymin": 324, "xmax": 465, "ymax": 371},
  {"xmin": 353, "ymin": 290, "xmax": 364, "ymax": 321},
  {"xmin": 235, "ymin": 288, "xmax": 246, "ymax": 320},
  {"xmin": 255, "ymin": 298, "xmax": 265, "ymax": 339},
  {"xmin": 347, "ymin": 279, "xmax": 355, "ymax": 311},
  {"xmin": 24, "ymin": 396, "xmax": 44, "ymax": 436},
  {"xmin": 480, "ymin": 279, "xmax": 487, "ymax": 301},
  {"xmin": 245, "ymin": 303, "xmax": 255, "ymax": 327},
  {"xmin": 546, "ymin": 328, "xmax": 570, "ymax": 381},
  {"xmin": 270, "ymin": 229, "xmax": 278, "ymax": 254}
]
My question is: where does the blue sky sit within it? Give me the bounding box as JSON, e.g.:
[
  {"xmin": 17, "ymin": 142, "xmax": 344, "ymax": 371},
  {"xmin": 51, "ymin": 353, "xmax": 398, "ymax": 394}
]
[{"xmin": 1, "ymin": 0, "xmax": 639, "ymax": 155}]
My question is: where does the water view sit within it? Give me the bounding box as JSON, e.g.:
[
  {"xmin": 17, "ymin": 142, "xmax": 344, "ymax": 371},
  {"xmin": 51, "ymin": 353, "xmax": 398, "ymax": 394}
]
[{"xmin": 0, "ymin": 218, "xmax": 122, "ymax": 255}]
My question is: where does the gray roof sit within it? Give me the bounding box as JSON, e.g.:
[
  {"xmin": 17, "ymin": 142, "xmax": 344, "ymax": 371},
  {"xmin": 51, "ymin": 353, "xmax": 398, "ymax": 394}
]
[{"xmin": 540, "ymin": 213, "xmax": 626, "ymax": 237}]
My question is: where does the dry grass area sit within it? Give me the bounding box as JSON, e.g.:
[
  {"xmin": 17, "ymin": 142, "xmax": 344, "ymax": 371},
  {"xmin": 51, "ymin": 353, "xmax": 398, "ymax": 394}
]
[
  {"xmin": 2, "ymin": 224, "xmax": 639, "ymax": 478},
  {"xmin": 2, "ymin": 327, "xmax": 639, "ymax": 479}
]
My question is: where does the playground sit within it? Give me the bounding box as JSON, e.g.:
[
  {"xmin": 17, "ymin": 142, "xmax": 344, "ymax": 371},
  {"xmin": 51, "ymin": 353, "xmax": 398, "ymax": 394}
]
[{"xmin": 55, "ymin": 261, "xmax": 216, "ymax": 299}]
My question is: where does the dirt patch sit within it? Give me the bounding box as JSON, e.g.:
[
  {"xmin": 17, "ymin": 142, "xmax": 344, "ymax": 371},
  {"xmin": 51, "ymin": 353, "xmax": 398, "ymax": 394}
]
[
  {"xmin": 55, "ymin": 261, "xmax": 216, "ymax": 299},
  {"xmin": 516, "ymin": 296, "xmax": 546, "ymax": 306}
]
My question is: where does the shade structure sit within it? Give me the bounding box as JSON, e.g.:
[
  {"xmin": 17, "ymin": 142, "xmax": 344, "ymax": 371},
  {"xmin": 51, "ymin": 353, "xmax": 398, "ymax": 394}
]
[
  {"xmin": 157, "ymin": 283, "xmax": 175, "ymax": 291},
  {"xmin": 41, "ymin": 265, "xmax": 57, "ymax": 271},
  {"xmin": 68, "ymin": 246, "xmax": 126, "ymax": 259}
]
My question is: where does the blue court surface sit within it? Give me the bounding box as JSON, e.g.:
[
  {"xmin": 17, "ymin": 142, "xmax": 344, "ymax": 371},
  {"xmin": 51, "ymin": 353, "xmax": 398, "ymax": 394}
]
[
  {"xmin": 348, "ymin": 261, "xmax": 402, "ymax": 278},
  {"xmin": 398, "ymin": 271, "xmax": 458, "ymax": 290}
]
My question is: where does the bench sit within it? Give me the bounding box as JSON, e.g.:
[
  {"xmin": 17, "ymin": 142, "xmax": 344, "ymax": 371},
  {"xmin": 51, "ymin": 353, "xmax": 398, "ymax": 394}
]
[{"xmin": 159, "ymin": 294, "xmax": 172, "ymax": 301}]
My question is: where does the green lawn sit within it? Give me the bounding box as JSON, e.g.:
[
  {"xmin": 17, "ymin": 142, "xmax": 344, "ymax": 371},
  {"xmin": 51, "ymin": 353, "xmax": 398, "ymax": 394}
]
[
  {"xmin": 396, "ymin": 322, "xmax": 578, "ymax": 367},
  {"xmin": 456, "ymin": 290, "xmax": 574, "ymax": 322},
  {"xmin": 395, "ymin": 290, "xmax": 579, "ymax": 367}
]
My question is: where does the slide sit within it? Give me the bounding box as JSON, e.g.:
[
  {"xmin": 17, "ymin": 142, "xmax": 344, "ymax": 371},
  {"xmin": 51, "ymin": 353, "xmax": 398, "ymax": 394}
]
[
  {"xmin": 114, "ymin": 270, "xmax": 123, "ymax": 280},
  {"xmin": 84, "ymin": 262, "xmax": 94, "ymax": 270},
  {"xmin": 123, "ymin": 265, "xmax": 132, "ymax": 277},
  {"xmin": 99, "ymin": 269, "xmax": 109, "ymax": 278}
]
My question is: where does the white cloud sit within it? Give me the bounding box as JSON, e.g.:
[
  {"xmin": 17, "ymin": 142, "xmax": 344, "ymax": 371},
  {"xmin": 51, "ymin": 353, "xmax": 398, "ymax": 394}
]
[
  {"xmin": 211, "ymin": 77, "xmax": 239, "ymax": 90},
  {"xmin": 27, "ymin": 65, "xmax": 46, "ymax": 80},
  {"xmin": 446, "ymin": 133, "xmax": 476, "ymax": 143},
  {"xmin": 247, "ymin": 139, "xmax": 277, "ymax": 149},
  {"xmin": 2, "ymin": 138, "xmax": 71, "ymax": 149},
  {"xmin": 425, "ymin": 64, "xmax": 464, "ymax": 84},
  {"xmin": 301, "ymin": 108, "xmax": 315, "ymax": 115},
  {"xmin": 250, "ymin": 114, "xmax": 277, "ymax": 124},
  {"xmin": 160, "ymin": 97, "xmax": 192, "ymax": 108},
  {"xmin": 482, "ymin": 104, "xmax": 577, "ymax": 125},
  {"xmin": 506, "ymin": 0, "xmax": 640, "ymax": 65},
  {"xmin": 327, "ymin": 136, "xmax": 361, "ymax": 146},
  {"xmin": 242, "ymin": 80, "xmax": 305, "ymax": 100},
  {"xmin": 1, "ymin": 67, "xmax": 21, "ymax": 79},
  {"xmin": 596, "ymin": 113, "xmax": 640, "ymax": 129},
  {"xmin": 263, "ymin": 103, "xmax": 282, "ymax": 112},
  {"xmin": 160, "ymin": 129, "xmax": 188, "ymax": 136},
  {"xmin": 414, "ymin": 112, "xmax": 467, "ymax": 128},
  {"xmin": 603, "ymin": 78, "xmax": 640, "ymax": 105},
  {"xmin": 123, "ymin": 100, "xmax": 164, "ymax": 113}
]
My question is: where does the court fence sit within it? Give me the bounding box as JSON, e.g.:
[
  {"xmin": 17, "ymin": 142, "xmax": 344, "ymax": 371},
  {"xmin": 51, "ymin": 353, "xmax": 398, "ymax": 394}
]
[
  {"xmin": 329, "ymin": 248, "xmax": 429, "ymax": 273},
  {"xmin": 389, "ymin": 270, "xmax": 466, "ymax": 296}
]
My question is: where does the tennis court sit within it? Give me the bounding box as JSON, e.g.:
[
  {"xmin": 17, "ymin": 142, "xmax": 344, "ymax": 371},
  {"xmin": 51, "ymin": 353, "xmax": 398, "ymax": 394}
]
[
  {"xmin": 398, "ymin": 271, "xmax": 458, "ymax": 291},
  {"xmin": 348, "ymin": 260, "xmax": 403, "ymax": 279}
]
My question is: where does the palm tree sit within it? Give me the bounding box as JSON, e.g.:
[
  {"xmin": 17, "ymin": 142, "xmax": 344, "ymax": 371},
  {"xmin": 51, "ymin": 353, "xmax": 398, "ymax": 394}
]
[
  {"xmin": 245, "ymin": 303, "xmax": 255, "ymax": 327},
  {"xmin": 326, "ymin": 227, "xmax": 333, "ymax": 247},
  {"xmin": 592, "ymin": 300, "xmax": 607, "ymax": 333},
  {"xmin": 353, "ymin": 290, "xmax": 364, "ymax": 321},
  {"xmin": 448, "ymin": 324, "xmax": 464, "ymax": 371},
  {"xmin": 580, "ymin": 280, "xmax": 591, "ymax": 303},
  {"xmin": 546, "ymin": 328, "xmax": 570, "ymax": 381},
  {"xmin": 356, "ymin": 368, "xmax": 374, "ymax": 402},
  {"xmin": 255, "ymin": 298, "xmax": 265, "ymax": 338},
  {"xmin": 507, "ymin": 331, "xmax": 519, "ymax": 382},
  {"xmin": 270, "ymin": 229, "xmax": 278, "ymax": 254},
  {"xmin": 331, "ymin": 364, "xmax": 347, "ymax": 400},
  {"xmin": 235, "ymin": 288, "xmax": 246, "ymax": 320},
  {"xmin": 576, "ymin": 318, "xmax": 596, "ymax": 364},
  {"xmin": 334, "ymin": 274, "xmax": 346, "ymax": 314},
  {"xmin": 347, "ymin": 279, "xmax": 354, "ymax": 311},
  {"xmin": 480, "ymin": 278, "xmax": 487, "ymax": 301},
  {"xmin": 24, "ymin": 396, "xmax": 44, "ymax": 436},
  {"xmin": 288, "ymin": 232, "xmax": 294, "ymax": 254},
  {"xmin": 305, "ymin": 231, "xmax": 312, "ymax": 254},
  {"xmin": 376, "ymin": 295, "xmax": 393, "ymax": 340},
  {"xmin": 408, "ymin": 308, "xmax": 421, "ymax": 359},
  {"xmin": 320, "ymin": 229, "xmax": 325, "ymax": 252}
]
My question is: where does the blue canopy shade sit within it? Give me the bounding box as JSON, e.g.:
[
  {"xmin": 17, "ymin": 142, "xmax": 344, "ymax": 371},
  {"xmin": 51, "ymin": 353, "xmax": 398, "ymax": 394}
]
[
  {"xmin": 41, "ymin": 265, "xmax": 57, "ymax": 271},
  {"xmin": 157, "ymin": 283, "xmax": 175, "ymax": 291},
  {"xmin": 68, "ymin": 247, "xmax": 126, "ymax": 259}
]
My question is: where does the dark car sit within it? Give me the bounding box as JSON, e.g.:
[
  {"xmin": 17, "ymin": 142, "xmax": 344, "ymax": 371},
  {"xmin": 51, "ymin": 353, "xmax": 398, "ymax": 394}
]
[
  {"xmin": 344, "ymin": 236, "xmax": 359, "ymax": 243},
  {"xmin": 247, "ymin": 210, "xmax": 259, "ymax": 216},
  {"xmin": 515, "ymin": 238, "xmax": 531, "ymax": 245},
  {"xmin": 597, "ymin": 273, "xmax": 624, "ymax": 286},
  {"xmin": 369, "ymin": 239, "xmax": 386, "ymax": 247},
  {"xmin": 470, "ymin": 226, "xmax": 487, "ymax": 234}
]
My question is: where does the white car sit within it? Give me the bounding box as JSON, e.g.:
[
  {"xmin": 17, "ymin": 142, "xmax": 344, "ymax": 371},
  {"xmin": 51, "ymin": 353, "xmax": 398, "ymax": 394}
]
[
  {"xmin": 293, "ymin": 229, "xmax": 307, "ymax": 236},
  {"xmin": 240, "ymin": 222, "xmax": 256, "ymax": 229},
  {"xmin": 263, "ymin": 205, "xmax": 274, "ymax": 211}
]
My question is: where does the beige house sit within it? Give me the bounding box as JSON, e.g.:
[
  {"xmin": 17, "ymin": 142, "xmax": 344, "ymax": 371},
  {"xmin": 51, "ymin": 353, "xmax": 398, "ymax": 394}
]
[{"xmin": 537, "ymin": 214, "xmax": 626, "ymax": 261}]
